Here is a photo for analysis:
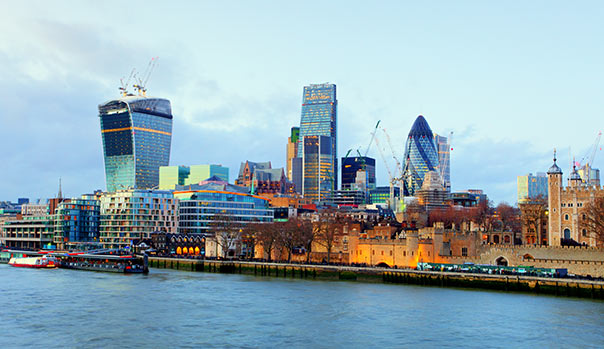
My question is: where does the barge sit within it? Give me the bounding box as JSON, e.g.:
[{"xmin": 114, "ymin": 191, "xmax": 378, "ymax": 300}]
[{"xmin": 59, "ymin": 253, "xmax": 148, "ymax": 273}]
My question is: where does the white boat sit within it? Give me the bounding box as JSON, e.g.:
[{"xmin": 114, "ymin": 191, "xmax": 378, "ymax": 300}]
[{"xmin": 8, "ymin": 256, "xmax": 58, "ymax": 269}]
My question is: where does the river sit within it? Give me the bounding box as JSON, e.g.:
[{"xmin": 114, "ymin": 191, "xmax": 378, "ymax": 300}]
[{"xmin": 1, "ymin": 264, "xmax": 603, "ymax": 348}]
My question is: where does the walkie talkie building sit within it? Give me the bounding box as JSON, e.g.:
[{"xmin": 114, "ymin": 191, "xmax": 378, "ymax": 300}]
[{"xmin": 99, "ymin": 96, "xmax": 173, "ymax": 192}]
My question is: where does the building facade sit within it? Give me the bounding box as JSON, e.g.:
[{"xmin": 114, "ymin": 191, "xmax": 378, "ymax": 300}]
[
  {"xmin": 2, "ymin": 215, "xmax": 55, "ymax": 249},
  {"xmin": 402, "ymin": 115, "xmax": 439, "ymax": 196},
  {"xmin": 286, "ymin": 127, "xmax": 299, "ymax": 182},
  {"xmin": 434, "ymin": 133, "xmax": 451, "ymax": 192},
  {"xmin": 53, "ymin": 196, "xmax": 100, "ymax": 249},
  {"xmin": 159, "ymin": 164, "xmax": 229, "ymax": 190},
  {"xmin": 99, "ymin": 190, "xmax": 178, "ymax": 249},
  {"xmin": 341, "ymin": 156, "xmax": 376, "ymax": 191},
  {"xmin": 174, "ymin": 178, "xmax": 273, "ymax": 237},
  {"xmin": 517, "ymin": 173, "xmax": 548, "ymax": 203},
  {"xmin": 302, "ymin": 135, "xmax": 334, "ymax": 202},
  {"xmin": 298, "ymin": 83, "xmax": 337, "ymax": 193},
  {"xmin": 548, "ymin": 155, "xmax": 604, "ymax": 247},
  {"xmin": 99, "ymin": 96, "xmax": 173, "ymax": 192},
  {"xmin": 235, "ymin": 161, "xmax": 272, "ymax": 187}
]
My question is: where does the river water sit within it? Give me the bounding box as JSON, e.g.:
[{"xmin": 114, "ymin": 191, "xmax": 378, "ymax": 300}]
[{"xmin": 1, "ymin": 264, "xmax": 603, "ymax": 348}]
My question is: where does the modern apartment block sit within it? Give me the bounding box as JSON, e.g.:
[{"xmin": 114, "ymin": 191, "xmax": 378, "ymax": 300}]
[{"xmin": 99, "ymin": 190, "xmax": 178, "ymax": 249}]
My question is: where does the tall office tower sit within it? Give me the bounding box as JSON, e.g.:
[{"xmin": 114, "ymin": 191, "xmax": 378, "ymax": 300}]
[
  {"xmin": 302, "ymin": 135, "xmax": 334, "ymax": 202},
  {"xmin": 298, "ymin": 83, "xmax": 337, "ymax": 191},
  {"xmin": 341, "ymin": 157, "xmax": 376, "ymax": 191},
  {"xmin": 286, "ymin": 127, "xmax": 300, "ymax": 182},
  {"xmin": 402, "ymin": 115, "xmax": 439, "ymax": 196},
  {"xmin": 517, "ymin": 173, "xmax": 548, "ymax": 203},
  {"xmin": 99, "ymin": 96, "xmax": 173, "ymax": 192},
  {"xmin": 433, "ymin": 133, "xmax": 451, "ymax": 192}
]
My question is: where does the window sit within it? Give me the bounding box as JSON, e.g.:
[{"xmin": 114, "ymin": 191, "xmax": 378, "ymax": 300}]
[
  {"xmin": 582, "ymin": 229, "xmax": 587, "ymax": 237},
  {"xmin": 564, "ymin": 214, "xmax": 569, "ymax": 220},
  {"xmin": 462, "ymin": 247, "xmax": 468, "ymax": 257}
]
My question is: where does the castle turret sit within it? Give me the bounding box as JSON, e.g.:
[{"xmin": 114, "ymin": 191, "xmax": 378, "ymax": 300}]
[
  {"xmin": 547, "ymin": 150, "xmax": 563, "ymax": 246},
  {"xmin": 568, "ymin": 162, "xmax": 582, "ymax": 188}
]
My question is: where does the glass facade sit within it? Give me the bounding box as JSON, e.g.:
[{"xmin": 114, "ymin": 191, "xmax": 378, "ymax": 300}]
[
  {"xmin": 302, "ymin": 135, "xmax": 334, "ymax": 202},
  {"xmin": 99, "ymin": 97, "xmax": 173, "ymax": 192},
  {"xmin": 54, "ymin": 197, "xmax": 100, "ymax": 247},
  {"xmin": 159, "ymin": 164, "xmax": 229, "ymax": 190},
  {"xmin": 434, "ymin": 134, "xmax": 451, "ymax": 192},
  {"xmin": 517, "ymin": 173, "xmax": 548, "ymax": 202},
  {"xmin": 370, "ymin": 186, "xmax": 401, "ymax": 204},
  {"xmin": 176, "ymin": 191, "xmax": 273, "ymax": 236},
  {"xmin": 298, "ymin": 83, "xmax": 337, "ymax": 194},
  {"xmin": 341, "ymin": 157, "xmax": 376, "ymax": 190},
  {"xmin": 402, "ymin": 115, "xmax": 439, "ymax": 196}
]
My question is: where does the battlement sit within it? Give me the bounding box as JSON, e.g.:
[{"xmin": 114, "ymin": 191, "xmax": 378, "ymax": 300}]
[{"xmin": 561, "ymin": 185, "xmax": 604, "ymax": 195}]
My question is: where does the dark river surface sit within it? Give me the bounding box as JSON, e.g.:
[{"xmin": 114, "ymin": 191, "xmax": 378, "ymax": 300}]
[{"xmin": 1, "ymin": 264, "xmax": 603, "ymax": 348}]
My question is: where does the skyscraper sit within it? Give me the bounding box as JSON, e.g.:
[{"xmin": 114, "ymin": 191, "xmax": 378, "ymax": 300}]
[
  {"xmin": 402, "ymin": 115, "xmax": 439, "ymax": 196},
  {"xmin": 99, "ymin": 96, "xmax": 173, "ymax": 192},
  {"xmin": 517, "ymin": 173, "xmax": 548, "ymax": 203},
  {"xmin": 434, "ymin": 133, "xmax": 451, "ymax": 192},
  {"xmin": 302, "ymin": 135, "xmax": 333, "ymax": 201},
  {"xmin": 286, "ymin": 127, "xmax": 299, "ymax": 182},
  {"xmin": 341, "ymin": 156, "xmax": 376, "ymax": 191},
  {"xmin": 298, "ymin": 83, "xmax": 337, "ymax": 195}
]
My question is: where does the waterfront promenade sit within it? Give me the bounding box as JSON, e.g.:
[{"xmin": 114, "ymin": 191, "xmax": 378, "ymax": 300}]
[{"xmin": 149, "ymin": 257, "xmax": 604, "ymax": 299}]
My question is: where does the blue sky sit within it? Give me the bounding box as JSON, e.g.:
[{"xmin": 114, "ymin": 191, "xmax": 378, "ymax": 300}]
[{"xmin": 0, "ymin": 1, "xmax": 602, "ymax": 204}]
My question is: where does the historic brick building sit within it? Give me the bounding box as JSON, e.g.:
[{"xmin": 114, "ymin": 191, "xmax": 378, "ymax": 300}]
[{"xmin": 547, "ymin": 153, "xmax": 604, "ymax": 247}]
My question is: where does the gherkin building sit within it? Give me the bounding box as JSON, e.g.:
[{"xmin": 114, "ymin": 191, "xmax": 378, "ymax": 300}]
[{"xmin": 402, "ymin": 115, "xmax": 439, "ymax": 196}]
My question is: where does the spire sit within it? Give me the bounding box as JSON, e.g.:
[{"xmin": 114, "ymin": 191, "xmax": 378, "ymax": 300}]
[
  {"xmin": 58, "ymin": 177, "xmax": 63, "ymax": 199},
  {"xmin": 547, "ymin": 148, "xmax": 562, "ymax": 175}
]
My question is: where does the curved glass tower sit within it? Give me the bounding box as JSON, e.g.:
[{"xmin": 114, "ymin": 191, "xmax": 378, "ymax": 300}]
[
  {"xmin": 402, "ymin": 115, "xmax": 439, "ymax": 196},
  {"xmin": 99, "ymin": 96, "xmax": 173, "ymax": 192}
]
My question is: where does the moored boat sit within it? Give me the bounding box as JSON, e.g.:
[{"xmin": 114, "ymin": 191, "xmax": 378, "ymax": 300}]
[
  {"xmin": 8, "ymin": 256, "xmax": 58, "ymax": 269},
  {"xmin": 59, "ymin": 253, "xmax": 148, "ymax": 273}
]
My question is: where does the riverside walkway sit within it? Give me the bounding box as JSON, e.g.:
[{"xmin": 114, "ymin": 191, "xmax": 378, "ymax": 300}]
[{"xmin": 149, "ymin": 257, "xmax": 604, "ymax": 299}]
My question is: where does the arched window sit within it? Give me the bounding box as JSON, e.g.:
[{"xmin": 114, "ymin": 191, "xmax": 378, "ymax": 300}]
[
  {"xmin": 564, "ymin": 214, "xmax": 569, "ymax": 221},
  {"xmin": 582, "ymin": 229, "xmax": 587, "ymax": 237}
]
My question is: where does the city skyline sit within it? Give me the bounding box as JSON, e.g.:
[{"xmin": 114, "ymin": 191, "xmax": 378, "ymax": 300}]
[{"xmin": 0, "ymin": 1, "xmax": 603, "ymax": 204}]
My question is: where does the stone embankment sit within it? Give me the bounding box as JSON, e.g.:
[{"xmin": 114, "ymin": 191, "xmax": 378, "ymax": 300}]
[{"xmin": 149, "ymin": 257, "xmax": 604, "ymax": 300}]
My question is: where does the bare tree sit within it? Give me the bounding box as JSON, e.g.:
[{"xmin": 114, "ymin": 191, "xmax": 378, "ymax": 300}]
[
  {"xmin": 255, "ymin": 222, "xmax": 278, "ymax": 262},
  {"xmin": 518, "ymin": 196, "xmax": 547, "ymax": 245},
  {"xmin": 211, "ymin": 214, "xmax": 242, "ymax": 259},
  {"xmin": 315, "ymin": 210, "xmax": 344, "ymax": 264},
  {"xmin": 495, "ymin": 202, "xmax": 521, "ymax": 233},
  {"xmin": 583, "ymin": 197, "xmax": 604, "ymax": 246},
  {"xmin": 291, "ymin": 217, "xmax": 315, "ymax": 263}
]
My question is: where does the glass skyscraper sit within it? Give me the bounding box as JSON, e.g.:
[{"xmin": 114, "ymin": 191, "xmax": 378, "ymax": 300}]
[
  {"xmin": 302, "ymin": 135, "xmax": 334, "ymax": 201},
  {"xmin": 341, "ymin": 156, "xmax": 376, "ymax": 191},
  {"xmin": 402, "ymin": 115, "xmax": 439, "ymax": 196},
  {"xmin": 99, "ymin": 96, "xmax": 173, "ymax": 192},
  {"xmin": 434, "ymin": 133, "xmax": 451, "ymax": 192},
  {"xmin": 298, "ymin": 83, "xmax": 337, "ymax": 198}
]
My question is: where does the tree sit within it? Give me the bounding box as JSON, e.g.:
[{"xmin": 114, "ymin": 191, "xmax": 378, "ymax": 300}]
[
  {"xmin": 275, "ymin": 220, "xmax": 298, "ymax": 263},
  {"xmin": 314, "ymin": 210, "xmax": 344, "ymax": 264},
  {"xmin": 583, "ymin": 197, "xmax": 604, "ymax": 246},
  {"xmin": 255, "ymin": 222, "xmax": 278, "ymax": 262},
  {"xmin": 292, "ymin": 217, "xmax": 315, "ymax": 263},
  {"xmin": 495, "ymin": 202, "xmax": 521, "ymax": 233},
  {"xmin": 518, "ymin": 196, "xmax": 547, "ymax": 245},
  {"xmin": 211, "ymin": 214, "xmax": 242, "ymax": 259}
]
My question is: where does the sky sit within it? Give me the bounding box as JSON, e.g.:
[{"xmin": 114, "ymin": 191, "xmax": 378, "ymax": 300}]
[{"xmin": 0, "ymin": 1, "xmax": 603, "ymax": 205}]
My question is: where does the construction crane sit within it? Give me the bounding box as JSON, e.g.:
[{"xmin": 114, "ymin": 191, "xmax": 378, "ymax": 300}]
[
  {"xmin": 374, "ymin": 134, "xmax": 399, "ymax": 211},
  {"xmin": 577, "ymin": 131, "xmax": 602, "ymax": 184},
  {"xmin": 119, "ymin": 68, "xmax": 136, "ymax": 97},
  {"xmin": 133, "ymin": 57, "xmax": 159, "ymax": 96}
]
